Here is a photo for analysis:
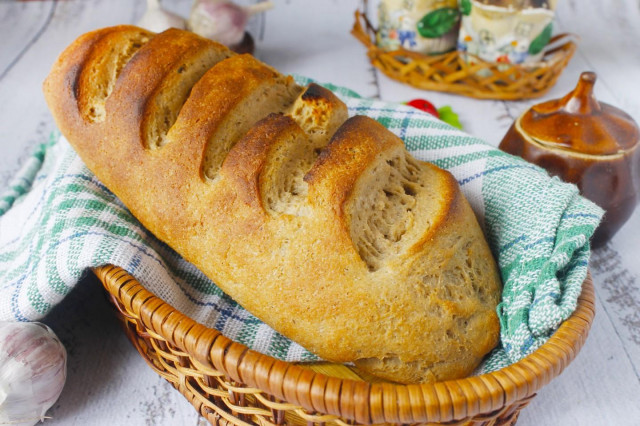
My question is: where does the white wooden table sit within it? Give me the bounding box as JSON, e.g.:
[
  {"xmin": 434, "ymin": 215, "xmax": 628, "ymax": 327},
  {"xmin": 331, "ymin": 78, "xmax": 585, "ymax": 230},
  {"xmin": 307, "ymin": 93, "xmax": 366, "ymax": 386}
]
[{"xmin": 1, "ymin": 1, "xmax": 639, "ymax": 424}]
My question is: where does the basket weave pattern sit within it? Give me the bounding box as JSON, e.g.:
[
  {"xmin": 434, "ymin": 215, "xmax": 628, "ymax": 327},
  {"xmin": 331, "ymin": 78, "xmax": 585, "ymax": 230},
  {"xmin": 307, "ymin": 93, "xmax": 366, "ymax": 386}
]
[
  {"xmin": 351, "ymin": 11, "xmax": 576, "ymax": 100},
  {"xmin": 94, "ymin": 265, "xmax": 595, "ymax": 426}
]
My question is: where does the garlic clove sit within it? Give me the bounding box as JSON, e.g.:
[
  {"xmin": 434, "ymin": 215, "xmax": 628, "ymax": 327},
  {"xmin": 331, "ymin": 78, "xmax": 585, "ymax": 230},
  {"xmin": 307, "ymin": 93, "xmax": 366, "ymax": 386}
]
[
  {"xmin": 188, "ymin": 0, "xmax": 274, "ymax": 48},
  {"xmin": 189, "ymin": 1, "xmax": 247, "ymax": 47},
  {"xmin": 0, "ymin": 322, "xmax": 67, "ymax": 426},
  {"xmin": 138, "ymin": 0, "xmax": 187, "ymax": 33}
]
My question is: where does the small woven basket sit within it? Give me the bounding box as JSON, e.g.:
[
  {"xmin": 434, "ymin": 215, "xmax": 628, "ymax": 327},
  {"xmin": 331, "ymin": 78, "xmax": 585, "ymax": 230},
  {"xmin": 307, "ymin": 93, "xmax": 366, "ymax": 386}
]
[
  {"xmin": 351, "ymin": 10, "xmax": 576, "ymax": 100},
  {"xmin": 94, "ymin": 265, "xmax": 595, "ymax": 426}
]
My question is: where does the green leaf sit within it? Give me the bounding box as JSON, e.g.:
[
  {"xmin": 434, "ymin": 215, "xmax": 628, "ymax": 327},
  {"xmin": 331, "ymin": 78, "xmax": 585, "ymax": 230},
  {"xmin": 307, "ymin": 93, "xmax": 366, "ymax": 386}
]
[
  {"xmin": 529, "ymin": 23, "xmax": 553, "ymax": 55},
  {"xmin": 417, "ymin": 7, "xmax": 460, "ymax": 39},
  {"xmin": 460, "ymin": 0, "xmax": 472, "ymax": 16},
  {"xmin": 437, "ymin": 106, "xmax": 463, "ymax": 130}
]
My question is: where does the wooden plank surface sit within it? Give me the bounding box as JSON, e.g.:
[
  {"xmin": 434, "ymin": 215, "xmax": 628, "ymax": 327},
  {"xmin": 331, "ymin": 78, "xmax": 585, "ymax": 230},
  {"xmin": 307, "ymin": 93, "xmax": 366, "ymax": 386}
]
[
  {"xmin": 0, "ymin": 1, "xmax": 54, "ymax": 77},
  {"xmin": 1, "ymin": 0, "xmax": 639, "ymax": 425}
]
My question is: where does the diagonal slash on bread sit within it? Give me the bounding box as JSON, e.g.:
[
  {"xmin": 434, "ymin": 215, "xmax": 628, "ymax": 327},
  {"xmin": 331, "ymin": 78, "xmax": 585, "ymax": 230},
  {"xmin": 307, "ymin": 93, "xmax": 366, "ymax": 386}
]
[{"xmin": 43, "ymin": 26, "xmax": 502, "ymax": 383}]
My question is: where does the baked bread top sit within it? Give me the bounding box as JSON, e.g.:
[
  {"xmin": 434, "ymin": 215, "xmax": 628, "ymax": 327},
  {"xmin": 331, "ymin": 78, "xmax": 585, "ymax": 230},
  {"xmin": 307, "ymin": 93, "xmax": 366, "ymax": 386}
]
[{"xmin": 43, "ymin": 26, "xmax": 502, "ymax": 383}]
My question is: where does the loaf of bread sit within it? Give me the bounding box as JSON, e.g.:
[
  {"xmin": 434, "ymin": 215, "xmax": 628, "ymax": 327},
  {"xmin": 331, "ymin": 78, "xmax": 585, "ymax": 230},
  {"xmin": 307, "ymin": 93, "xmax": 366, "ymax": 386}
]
[{"xmin": 43, "ymin": 26, "xmax": 502, "ymax": 383}]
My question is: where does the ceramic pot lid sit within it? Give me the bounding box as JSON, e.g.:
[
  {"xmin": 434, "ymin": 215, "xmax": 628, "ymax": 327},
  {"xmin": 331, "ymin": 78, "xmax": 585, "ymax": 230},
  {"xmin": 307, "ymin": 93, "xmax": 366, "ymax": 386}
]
[{"xmin": 519, "ymin": 72, "xmax": 639, "ymax": 156}]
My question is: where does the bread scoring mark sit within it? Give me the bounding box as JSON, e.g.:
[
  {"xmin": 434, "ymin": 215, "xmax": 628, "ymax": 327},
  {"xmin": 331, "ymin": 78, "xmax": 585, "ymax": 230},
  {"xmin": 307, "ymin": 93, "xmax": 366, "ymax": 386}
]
[
  {"xmin": 260, "ymin": 120, "xmax": 317, "ymax": 216},
  {"xmin": 221, "ymin": 113, "xmax": 301, "ymax": 209},
  {"xmin": 303, "ymin": 115, "xmax": 373, "ymax": 188},
  {"xmin": 258, "ymin": 84, "xmax": 348, "ymax": 215},
  {"xmin": 144, "ymin": 44, "xmax": 232, "ymax": 150},
  {"xmin": 201, "ymin": 71, "xmax": 302, "ymax": 181},
  {"xmin": 70, "ymin": 63, "xmax": 83, "ymax": 102},
  {"xmin": 348, "ymin": 152, "xmax": 424, "ymax": 271},
  {"xmin": 221, "ymin": 83, "xmax": 348, "ymax": 216},
  {"xmin": 77, "ymin": 29, "xmax": 153, "ymax": 123}
]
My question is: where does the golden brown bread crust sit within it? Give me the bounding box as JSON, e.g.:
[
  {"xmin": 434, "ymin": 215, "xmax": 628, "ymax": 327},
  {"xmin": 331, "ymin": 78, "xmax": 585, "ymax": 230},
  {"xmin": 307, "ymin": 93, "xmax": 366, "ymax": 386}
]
[{"xmin": 43, "ymin": 26, "xmax": 502, "ymax": 383}]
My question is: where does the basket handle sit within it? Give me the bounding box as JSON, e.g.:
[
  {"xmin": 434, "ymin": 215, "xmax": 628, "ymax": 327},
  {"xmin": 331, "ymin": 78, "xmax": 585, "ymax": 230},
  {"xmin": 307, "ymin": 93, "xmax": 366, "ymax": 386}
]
[
  {"xmin": 544, "ymin": 33, "xmax": 580, "ymax": 57},
  {"xmin": 351, "ymin": 9, "xmax": 377, "ymax": 50}
]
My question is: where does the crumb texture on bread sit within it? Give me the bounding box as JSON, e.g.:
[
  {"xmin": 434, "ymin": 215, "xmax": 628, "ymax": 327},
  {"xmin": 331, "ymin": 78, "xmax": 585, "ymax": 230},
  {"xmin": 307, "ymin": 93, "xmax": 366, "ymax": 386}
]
[
  {"xmin": 43, "ymin": 26, "xmax": 502, "ymax": 384},
  {"xmin": 348, "ymin": 150, "xmax": 424, "ymax": 271}
]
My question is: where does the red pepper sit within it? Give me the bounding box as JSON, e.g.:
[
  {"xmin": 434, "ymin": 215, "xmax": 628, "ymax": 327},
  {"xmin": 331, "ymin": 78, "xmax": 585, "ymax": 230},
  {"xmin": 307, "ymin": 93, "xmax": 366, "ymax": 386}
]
[{"xmin": 406, "ymin": 98, "xmax": 440, "ymax": 118}]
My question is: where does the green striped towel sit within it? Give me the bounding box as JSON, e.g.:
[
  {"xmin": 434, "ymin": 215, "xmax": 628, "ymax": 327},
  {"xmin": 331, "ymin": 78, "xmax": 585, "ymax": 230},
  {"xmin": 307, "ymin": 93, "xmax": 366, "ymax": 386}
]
[{"xmin": 0, "ymin": 78, "xmax": 603, "ymax": 372}]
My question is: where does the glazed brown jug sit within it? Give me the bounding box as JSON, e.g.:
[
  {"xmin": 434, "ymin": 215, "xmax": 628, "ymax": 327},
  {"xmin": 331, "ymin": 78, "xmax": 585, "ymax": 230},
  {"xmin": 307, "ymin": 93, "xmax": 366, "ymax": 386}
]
[{"xmin": 500, "ymin": 71, "xmax": 639, "ymax": 248}]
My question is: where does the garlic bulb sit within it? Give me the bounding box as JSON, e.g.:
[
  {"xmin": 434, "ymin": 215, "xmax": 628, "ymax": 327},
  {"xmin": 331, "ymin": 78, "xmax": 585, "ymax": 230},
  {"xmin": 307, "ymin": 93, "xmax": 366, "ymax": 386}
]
[
  {"xmin": 0, "ymin": 321, "xmax": 67, "ymax": 426},
  {"xmin": 138, "ymin": 0, "xmax": 187, "ymax": 33},
  {"xmin": 188, "ymin": 0, "xmax": 274, "ymax": 47}
]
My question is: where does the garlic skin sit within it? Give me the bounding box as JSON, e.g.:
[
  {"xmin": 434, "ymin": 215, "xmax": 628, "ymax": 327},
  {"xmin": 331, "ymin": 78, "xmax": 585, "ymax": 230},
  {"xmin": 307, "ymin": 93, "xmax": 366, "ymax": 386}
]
[
  {"xmin": 189, "ymin": 0, "xmax": 274, "ymax": 47},
  {"xmin": 138, "ymin": 0, "xmax": 187, "ymax": 33},
  {"xmin": 0, "ymin": 322, "xmax": 67, "ymax": 426}
]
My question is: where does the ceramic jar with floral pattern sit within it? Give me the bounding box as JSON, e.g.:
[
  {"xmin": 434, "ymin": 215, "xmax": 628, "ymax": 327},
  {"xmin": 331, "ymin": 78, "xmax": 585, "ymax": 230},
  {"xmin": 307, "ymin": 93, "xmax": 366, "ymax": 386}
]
[
  {"xmin": 377, "ymin": 0, "xmax": 460, "ymax": 55},
  {"xmin": 457, "ymin": 0, "xmax": 557, "ymax": 65}
]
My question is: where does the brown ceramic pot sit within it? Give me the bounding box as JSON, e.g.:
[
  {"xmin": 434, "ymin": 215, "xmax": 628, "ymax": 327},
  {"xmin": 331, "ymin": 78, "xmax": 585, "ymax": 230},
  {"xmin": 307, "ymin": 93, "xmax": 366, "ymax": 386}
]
[{"xmin": 500, "ymin": 72, "xmax": 640, "ymax": 248}]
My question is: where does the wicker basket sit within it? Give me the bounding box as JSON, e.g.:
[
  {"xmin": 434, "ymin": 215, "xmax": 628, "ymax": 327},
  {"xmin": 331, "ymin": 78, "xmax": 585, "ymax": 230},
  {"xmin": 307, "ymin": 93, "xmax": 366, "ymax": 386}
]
[
  {"xmin": 351, "ymin": 10, "xmax": 577, "ymax": 100},
  {"xmin": 94, "ymin": 264, "xmax": 595, "ymax": 426}
]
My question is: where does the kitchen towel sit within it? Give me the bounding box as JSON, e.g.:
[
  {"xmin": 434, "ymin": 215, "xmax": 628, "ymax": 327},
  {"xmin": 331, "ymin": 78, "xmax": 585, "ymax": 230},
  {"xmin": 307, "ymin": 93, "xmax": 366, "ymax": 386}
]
[{"xmin": 0, "ymin": 78, "xmax": 603, "ymax": 371}]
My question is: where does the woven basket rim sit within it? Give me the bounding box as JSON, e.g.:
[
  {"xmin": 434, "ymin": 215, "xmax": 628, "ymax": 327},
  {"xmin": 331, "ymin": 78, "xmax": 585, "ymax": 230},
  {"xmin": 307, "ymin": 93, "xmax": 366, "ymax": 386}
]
[
  {"xmin": 351, "ymin": 9, "xmax": 577, "ymax": 100},
  {"xmin": 94, "ymin": 265, "xmax": 595, "ymax": 424}
]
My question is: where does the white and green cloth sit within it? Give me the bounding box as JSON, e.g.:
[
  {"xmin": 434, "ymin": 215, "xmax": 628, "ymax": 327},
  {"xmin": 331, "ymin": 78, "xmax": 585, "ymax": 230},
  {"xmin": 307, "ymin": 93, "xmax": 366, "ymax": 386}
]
[{"xmin": 0, "ymin": 78, "xmax": 603, "ymax": 372}]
